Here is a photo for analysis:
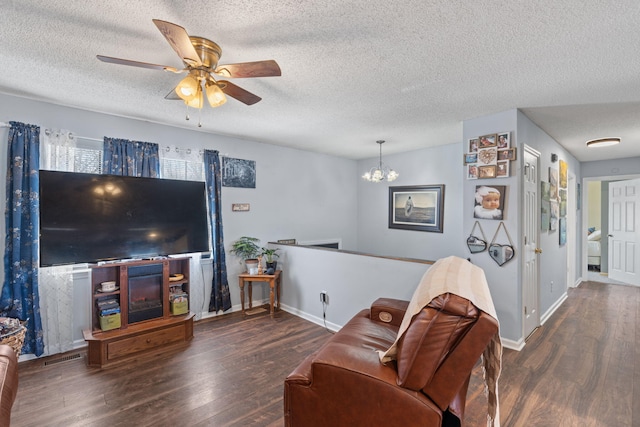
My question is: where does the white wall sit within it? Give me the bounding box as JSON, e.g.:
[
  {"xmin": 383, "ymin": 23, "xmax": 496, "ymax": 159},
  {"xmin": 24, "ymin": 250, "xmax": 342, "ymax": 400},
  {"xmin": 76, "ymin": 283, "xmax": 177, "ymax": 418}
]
[
  {"xmin": 274, "ymin": 244, "xmax": 431, "ymax": 328},
  {"xmin": 0, "ymin": 93, "xmax": 359, "ymax": 345},
  {"xmin": 582, "ymin": 156, "xmax": 640, "ymax": 178},
  {"xmin": 463, "ymin": 110, "xmax": 521, "ymax": 341},
  {"xmin": 356, "ymin": 143, "xmax": 465, "ymax": 260},
  {"xmin": 517, "ymin": 111, "xmax": 582, "ymax": 321}
]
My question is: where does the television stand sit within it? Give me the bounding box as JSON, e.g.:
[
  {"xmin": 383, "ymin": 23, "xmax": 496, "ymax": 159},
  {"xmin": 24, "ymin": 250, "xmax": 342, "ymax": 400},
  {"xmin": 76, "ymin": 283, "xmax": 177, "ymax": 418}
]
[{"xmin": 83, "ymin": 258, "xmax": 194, "ymax": 368}]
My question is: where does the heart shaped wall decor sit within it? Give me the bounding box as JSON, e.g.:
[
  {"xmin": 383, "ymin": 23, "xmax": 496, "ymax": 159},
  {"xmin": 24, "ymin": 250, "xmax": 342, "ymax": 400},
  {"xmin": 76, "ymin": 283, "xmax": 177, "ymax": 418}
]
[{"xmin": 488, "ymin": 244, "xmax": 514, "ymax": 266}]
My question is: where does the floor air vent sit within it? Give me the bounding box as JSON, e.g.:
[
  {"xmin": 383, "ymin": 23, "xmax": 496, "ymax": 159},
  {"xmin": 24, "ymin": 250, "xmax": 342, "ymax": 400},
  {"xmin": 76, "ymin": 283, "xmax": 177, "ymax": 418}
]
[{"xmin": 43, "ymin": 353, "xmax": 82, "ymax": 366}]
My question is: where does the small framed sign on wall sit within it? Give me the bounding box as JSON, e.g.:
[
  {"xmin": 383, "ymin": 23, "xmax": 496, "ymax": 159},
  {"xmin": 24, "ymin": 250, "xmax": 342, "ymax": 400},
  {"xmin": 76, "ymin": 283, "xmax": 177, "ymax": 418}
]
[{"xmin": 232, "ymin": 203, "xmax": 250, "ymax": 212}]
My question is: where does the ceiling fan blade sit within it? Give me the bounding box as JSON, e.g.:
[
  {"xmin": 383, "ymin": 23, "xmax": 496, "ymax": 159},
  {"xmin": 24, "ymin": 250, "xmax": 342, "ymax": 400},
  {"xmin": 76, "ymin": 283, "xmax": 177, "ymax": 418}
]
[
  {"xmin": 219, "ymin": 81, "xmax": 262, "ymax": 105},
  {"xmin": 97, "ymin": 55, "xmax": 180, "ymax": 73},
  {"xmin": 165, "ymin": 88, "xmax": 181, "ymax": 100},
  {"xmin": 215, "ymin": 60, "xmax": 281, "ymax": 78},
  {"xmin": 152, "ymin": 19, "xmax": 202, "ymax": 67}
]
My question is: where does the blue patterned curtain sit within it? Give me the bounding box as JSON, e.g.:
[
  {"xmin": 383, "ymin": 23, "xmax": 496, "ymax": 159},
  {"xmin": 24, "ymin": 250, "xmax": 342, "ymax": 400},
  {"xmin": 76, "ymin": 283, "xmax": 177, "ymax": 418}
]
[
  {"xmin": 204, "ymin": 150, "xmax": 231, "ymax": 312},
  {"xmin": 1, "ymin": 121, "xmax": 45, "ymax": 356},
  {"xmin": 103, "ymin": 137, "xmax": 159, "ymax": 177}
]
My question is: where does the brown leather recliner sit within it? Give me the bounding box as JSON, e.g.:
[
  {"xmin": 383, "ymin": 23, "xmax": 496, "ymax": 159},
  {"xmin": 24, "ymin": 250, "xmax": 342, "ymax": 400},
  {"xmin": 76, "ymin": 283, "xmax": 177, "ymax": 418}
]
[{"xmin": 284, "ymin": 293, "xmax": 498, "ymax": 426}]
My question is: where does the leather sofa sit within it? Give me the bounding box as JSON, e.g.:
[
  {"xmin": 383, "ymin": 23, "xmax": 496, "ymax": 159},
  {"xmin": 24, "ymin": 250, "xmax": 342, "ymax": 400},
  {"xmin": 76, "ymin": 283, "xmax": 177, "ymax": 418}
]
[
  {"xmin": 284, "ymin": 293, "xmax": 498, "ymax": 426},
  {"xmin": 0, "ymin": 344, "xmax": 18, "ymax": 426}
]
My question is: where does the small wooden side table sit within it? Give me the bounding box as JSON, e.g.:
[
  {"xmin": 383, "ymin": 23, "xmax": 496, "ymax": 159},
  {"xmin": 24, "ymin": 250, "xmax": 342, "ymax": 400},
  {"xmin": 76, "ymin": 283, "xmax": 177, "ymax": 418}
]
[{"xmin": 238, "ymin": 270, "xmax": 282, "ymax": 318}]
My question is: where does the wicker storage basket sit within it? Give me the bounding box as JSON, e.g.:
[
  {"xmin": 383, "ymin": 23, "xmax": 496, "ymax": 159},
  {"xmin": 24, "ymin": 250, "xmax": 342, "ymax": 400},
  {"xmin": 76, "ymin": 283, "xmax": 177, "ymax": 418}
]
[{"xmin": 0, "ymin": 319, "xmax": 26, "ymax": 357}]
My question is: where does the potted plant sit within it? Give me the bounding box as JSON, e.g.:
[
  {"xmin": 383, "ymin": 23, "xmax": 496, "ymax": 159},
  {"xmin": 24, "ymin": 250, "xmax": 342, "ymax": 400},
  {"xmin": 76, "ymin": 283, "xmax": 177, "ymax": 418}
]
[
  {"xmin": 230, "ymin": 236, "xmax": 261, "ymax": 273},
  {"xmin": 261, "ymin": 247, "xmax": 280, "ymax": 271}
]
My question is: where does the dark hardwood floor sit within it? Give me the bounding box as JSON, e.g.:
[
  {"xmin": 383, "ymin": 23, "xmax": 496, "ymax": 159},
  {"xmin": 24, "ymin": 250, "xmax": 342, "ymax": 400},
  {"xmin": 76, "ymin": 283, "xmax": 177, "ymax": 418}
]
[
  {"xmin": 11, "ymin": 281, "xmax": 640, "ymax": 426},
  {"xmin": 466, "ymin": 280, "xmax": 640, "ymax": 427}
]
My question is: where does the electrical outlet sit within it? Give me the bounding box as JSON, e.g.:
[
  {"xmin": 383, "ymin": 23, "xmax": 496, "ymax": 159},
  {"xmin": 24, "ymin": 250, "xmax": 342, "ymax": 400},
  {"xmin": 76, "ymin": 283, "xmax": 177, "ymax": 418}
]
[{"xmin": 320, "ymin": 291, "xmax": 328, "ymax": 304}]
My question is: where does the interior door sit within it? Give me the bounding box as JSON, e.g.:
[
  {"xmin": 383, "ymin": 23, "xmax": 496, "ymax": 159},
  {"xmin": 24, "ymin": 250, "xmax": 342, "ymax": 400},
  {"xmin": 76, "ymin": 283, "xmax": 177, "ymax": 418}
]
[
  {"xmin": 523, "ymin": 146, "xmax": 540, "ymax": 338},
  {"xmin": 608, "ymin": 178, "xmax": 640, "ymax": 286}
]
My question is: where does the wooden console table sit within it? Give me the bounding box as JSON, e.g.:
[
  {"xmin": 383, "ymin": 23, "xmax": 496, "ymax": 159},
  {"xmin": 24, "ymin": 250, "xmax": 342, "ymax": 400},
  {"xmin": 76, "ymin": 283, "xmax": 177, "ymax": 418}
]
[{"xmin": 238, "ymin": 270, "xmax": 281, "ymax": 318}]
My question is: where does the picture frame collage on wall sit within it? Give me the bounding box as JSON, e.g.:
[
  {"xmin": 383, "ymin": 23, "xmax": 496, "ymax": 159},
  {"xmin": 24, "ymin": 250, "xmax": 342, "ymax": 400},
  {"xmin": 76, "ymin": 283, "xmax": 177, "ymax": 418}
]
[
  {"xmin": 541, "ymin": 159, "xmax": 568, "ymax": 245},
  {"xmin": 465, "ymin": 132, "xmax": 516, "ymax": 180}
]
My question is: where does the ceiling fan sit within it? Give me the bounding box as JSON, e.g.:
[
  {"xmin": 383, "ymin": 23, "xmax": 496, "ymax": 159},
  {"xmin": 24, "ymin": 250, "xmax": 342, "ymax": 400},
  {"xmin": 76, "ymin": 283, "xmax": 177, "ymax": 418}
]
[{"xmin": 97, "ymin": 19, "xmax": 281, "ymax": 115}]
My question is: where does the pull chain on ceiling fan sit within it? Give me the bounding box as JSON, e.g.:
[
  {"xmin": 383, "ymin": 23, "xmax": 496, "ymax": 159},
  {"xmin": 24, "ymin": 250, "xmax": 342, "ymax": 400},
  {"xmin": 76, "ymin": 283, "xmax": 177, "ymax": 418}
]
[{"xmin": 97, "ymin": 19, "xmax": 281, "ymax": 125}]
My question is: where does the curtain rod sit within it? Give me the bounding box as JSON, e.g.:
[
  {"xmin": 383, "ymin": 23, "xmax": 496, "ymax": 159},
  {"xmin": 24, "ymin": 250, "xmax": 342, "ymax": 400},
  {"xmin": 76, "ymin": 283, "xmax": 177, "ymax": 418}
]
[
  {"xmin": 72, "ymin": 134, "xmax": 102, "ymax": 142},
  {"xmin": 0, "ymin": 122, "xmax": 9, "ymax": 128}
]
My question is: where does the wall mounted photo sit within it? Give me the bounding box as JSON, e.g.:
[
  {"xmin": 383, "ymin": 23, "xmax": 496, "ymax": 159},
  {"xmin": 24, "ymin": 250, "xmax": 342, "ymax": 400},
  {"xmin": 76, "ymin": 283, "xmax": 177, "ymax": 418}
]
[
  {"xmin": 222, "ymin": 157, "xmax": 256, "ymax": 188},
  {"xmin": 474, "ymin": 185, "xmax": 506, "ymax": 220},
  {"xmin": 467, "ymin": 164, "xmax": 479, "ymax": 180},
  {"xmin": 468, "ymin": 138, "xmax": 480, "ymax": 153},
  {"xmin": 464, "ymin": 153, "xmax": 478, "ymax": 164},
  {"xmin": 496, "ymin": 160, "xmax": 509, "ymax": 178},
  {"xmin": 479, "ymin": 134, "xmax": 497, "ymax": 148},
  {"xmin": 559, "ymin": 217, "xmax": 567, "ymax": 245},
  {"xmin": 549, "ymin": 167, "xmax": 559, "ymax": 200},
  {"xmin": 559, "ymin": 159, "xmax": 568, "ymax": 189},
  {"xmin": 549, "ymin": 199, "xmax": 559, "ymax": 231},
  {"xmin": 541, "ymin": 181, "xmax": 550, "ymax": 231},
  {"xmin": 388, "ymin": 185, "xmax": 445, "ymax": 233},
  {"xmin": 559, "ymin": 188, "xmax": 567, "ymax": 217},
  {"xmin": 478, "ymin": 165, "xmax": 497, "ymax": 179},
  {"xmin": 497, "ymin": 148, "xmax": 517, "ymax": 161},
  {"xmin": 497, "ymin": 132, "xmax": 510, "ymax": 149}
]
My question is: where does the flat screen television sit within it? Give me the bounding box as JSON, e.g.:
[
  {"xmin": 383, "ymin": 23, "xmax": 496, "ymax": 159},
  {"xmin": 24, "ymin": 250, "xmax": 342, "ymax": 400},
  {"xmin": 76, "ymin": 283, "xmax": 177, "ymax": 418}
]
[{"xmin": 39, "ymin": 170, "xmax": 210, "ymax": 267}]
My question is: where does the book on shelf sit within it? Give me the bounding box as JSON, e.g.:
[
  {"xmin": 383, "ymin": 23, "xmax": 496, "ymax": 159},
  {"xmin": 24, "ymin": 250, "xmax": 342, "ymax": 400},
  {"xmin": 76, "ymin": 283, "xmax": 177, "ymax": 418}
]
[
  {"xmin": 97, "ymin": 300, "xmax": 119, "ymax": 310},
  {"xmin": 100, "ymin": 307, "xmax": 121, "ymax": 316}
]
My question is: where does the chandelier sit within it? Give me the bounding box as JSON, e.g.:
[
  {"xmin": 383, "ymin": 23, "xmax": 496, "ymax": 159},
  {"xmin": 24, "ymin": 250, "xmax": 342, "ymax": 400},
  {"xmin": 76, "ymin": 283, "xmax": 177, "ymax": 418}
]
[{"xmin": 362, "ymin": 140, "xmax": 399, "ymax": 183}]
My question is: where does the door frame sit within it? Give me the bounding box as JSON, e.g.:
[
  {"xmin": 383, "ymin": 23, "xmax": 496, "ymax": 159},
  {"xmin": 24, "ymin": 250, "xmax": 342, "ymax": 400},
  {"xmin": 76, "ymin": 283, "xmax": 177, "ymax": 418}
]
[
  {"xmin": 581, "ymin": 173, "xmax": 640, "ymax": 281},
  {"xmin": 522, "ymin": 145, "xmax": 540, "ymax": 339}
]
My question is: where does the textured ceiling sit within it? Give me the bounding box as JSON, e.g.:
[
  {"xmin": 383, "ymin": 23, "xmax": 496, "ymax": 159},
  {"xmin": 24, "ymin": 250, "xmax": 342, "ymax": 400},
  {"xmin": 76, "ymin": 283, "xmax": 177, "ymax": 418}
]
[{"xmin": 1, "ymin": 1, "xmax": 640, "ymax": 161}]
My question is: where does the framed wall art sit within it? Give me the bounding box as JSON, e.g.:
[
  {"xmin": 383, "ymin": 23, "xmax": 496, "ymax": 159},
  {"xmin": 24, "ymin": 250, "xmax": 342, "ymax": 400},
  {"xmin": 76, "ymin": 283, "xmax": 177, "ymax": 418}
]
[
  {"xmin": 468, "ymin": 138, "xmax": 480, "ymax": 153},
  {"xmin": 464, "ymin": 152, "xmax": 478, "ymax": 164},
  {"xmin": 467, "ymin": 164, "xmax": 479, "ymax": 180},
  {"xmin": 473, "ymin": 185, "xmax": 506, "ymax": 220},
  {"xmin": 222, "ymin": 157, "xmax": 256, "ymax": 188},
  {"xmin": 389, "ymin": 185, "xmax": 445, "ymax": 233},
  {"xmin": 497, "ymin": 132, "xmax": 510, "ymax": 149},
  {"xmin": 497, "ymin": 148, "xmax": 517, "ymax": 161},
  {"xmin": 478, "ymin": 165, "xmax": 497, "ymax": 179},
  {"xmin": 479, "ymin": 134, "xmax": 497, "ymax": 148},
  {"xmin": 559, "ymin": 159, "xmax": 568, "ymax": 189},
  {"xmin": 496, "ymin": 160, "xmax": 509, "ymax": 178}
]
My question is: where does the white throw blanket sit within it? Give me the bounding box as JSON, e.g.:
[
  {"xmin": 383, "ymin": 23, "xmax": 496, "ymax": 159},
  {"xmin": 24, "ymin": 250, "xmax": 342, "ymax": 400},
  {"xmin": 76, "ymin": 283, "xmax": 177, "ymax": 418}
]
[{"xmin": 378, "ymin": 256, "xmax": 502, "ymax": 427}]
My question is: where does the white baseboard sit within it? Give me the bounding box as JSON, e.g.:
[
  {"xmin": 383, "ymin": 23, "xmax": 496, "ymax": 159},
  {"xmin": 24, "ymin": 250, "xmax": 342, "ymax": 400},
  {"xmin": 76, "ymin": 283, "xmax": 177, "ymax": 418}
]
[
  {"xmin": 501, "ymin": 337, "xmax": 525, "ymax": 351},
  {"xmin": 280, "ymin": 304, "xmax": 340, "ymax": 332},
  {"xmin": 541, "ymin": 292, "xmax": 568, "ymax": 326}
]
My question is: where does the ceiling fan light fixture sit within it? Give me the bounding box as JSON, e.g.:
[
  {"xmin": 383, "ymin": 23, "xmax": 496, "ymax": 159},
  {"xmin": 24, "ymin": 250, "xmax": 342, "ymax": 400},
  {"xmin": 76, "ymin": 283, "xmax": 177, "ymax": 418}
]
[
  {"xmin": 586, "ymin": 137, "xmax": 620, "ymax": 148},
  {"xmin": 184, "ymin": 84, "xmax": 204, "ymax": 109},
  {"xmin": 176, "ymin": 74, "xmax": 200, "ymax": 102},
  {"xmin": 205, "ymin": 81, "xmax": 227, "ymax": 108}
]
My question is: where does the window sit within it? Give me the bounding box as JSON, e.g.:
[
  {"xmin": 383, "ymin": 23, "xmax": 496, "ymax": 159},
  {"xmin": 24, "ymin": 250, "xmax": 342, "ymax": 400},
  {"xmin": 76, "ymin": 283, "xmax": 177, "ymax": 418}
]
[{"xmin": 160, "ymin": 158, "xmax": 204, "ymax": 181}]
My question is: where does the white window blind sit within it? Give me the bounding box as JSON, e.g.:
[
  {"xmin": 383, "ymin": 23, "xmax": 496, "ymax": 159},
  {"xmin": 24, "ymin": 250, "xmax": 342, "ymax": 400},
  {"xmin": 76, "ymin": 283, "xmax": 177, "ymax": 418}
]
[
  {"xmin": 160, "ymin": 158, "xmax": 204, "ymax": 181},
  {"xmin": 41, "ymin": 130, "xmax": 102, "ymax": 174}
]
